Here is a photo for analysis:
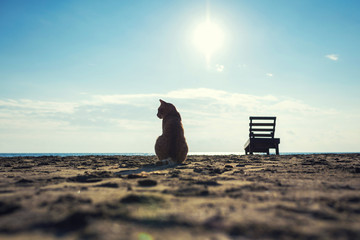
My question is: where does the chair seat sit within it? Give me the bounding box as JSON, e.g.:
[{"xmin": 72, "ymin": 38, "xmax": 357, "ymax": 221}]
[{"xmin": 244, "ymin": 138, "xmax": 280, "ymax": 154}]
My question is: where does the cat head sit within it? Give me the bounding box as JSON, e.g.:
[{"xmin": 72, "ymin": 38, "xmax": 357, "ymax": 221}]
[{"xmin": 157, "ymin": 99, "xmax": 181, "ymax": 119}]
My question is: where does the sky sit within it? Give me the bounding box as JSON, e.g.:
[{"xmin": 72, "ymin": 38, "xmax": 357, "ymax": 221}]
[{"xmin": 0, "ymin": 0, "xmax": 359, "ymax": 153}]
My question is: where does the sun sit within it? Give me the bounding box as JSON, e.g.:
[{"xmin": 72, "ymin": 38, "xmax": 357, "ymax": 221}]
[{"xmin": 193, "ymin": 20, "xmax": 224, "ymax": 63}]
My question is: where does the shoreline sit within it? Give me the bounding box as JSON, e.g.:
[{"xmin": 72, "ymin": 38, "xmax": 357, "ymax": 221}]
[{"xmin": 1, "ymin": 152, "xmax": 359, "ymax": 158}]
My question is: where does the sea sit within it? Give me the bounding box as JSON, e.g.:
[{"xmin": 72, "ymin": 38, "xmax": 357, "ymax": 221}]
[{"xmin": 0, "ymin": 152, "xmax": 358, "ymax": 157}]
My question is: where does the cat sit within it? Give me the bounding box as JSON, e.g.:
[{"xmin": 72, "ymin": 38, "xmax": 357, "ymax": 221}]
[{"xmin": 155, "ymin": 99, "xmax": 188, "ymax": 165}]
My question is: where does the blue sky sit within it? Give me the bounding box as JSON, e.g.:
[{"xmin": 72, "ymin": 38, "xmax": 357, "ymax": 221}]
[{"xmin": 1, "ymin": 0, "xmax": 359, "ymax": 153}]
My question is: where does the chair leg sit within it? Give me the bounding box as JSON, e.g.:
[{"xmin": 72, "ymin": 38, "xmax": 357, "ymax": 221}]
[
  {"xmin": 276, "ymin": 145, "xmax": 279, "ymax": 155},
  {"xmin": 266, "ymin": 149, "xmax": 270, "ymax": 155}
]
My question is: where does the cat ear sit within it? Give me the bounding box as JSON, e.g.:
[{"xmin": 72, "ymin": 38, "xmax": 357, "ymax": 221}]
[{"xmin": 160, "ymin": 99, "xmax": 166, "ymax": 104}]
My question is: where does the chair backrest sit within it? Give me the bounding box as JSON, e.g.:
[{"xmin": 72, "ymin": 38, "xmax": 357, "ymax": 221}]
[{"xmin": 249, "ymin": 116, "xmax": 276, "ymax": 138}]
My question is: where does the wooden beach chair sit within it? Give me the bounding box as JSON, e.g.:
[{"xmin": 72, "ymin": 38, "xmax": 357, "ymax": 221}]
[{"xmin": 244, "ymin": 116, "xmax": 280, "ymax": 155}]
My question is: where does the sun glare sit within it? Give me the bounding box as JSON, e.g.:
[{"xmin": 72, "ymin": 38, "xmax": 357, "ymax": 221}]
[{"xmin": 193, "ymin": 20, "xmax": 224, "ymax": 63}]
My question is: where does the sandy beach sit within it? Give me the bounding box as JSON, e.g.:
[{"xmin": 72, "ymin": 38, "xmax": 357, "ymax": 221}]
[{"xmin": 0, "ymin": 154, "xmax": 359, "ymax": 240}]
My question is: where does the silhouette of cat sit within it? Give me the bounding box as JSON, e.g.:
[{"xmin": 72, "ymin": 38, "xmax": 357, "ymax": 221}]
[{"xmin": 155, "ymin": 99, "xmax": 188, "ymax": 165}]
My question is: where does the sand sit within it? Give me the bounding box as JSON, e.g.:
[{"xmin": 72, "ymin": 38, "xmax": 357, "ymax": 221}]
[{"xmin": 0, "ymin": 154, "xmax": 359, "ymax": 240}]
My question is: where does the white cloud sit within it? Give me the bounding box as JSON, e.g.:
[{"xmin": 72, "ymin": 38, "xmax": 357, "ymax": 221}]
[
  {"xmin": 0, "ymin": 99, "xmax": 78, "ymax": 114},
  {"xmin": 90, "ymin": 93, "xmax": 159, "ymax": 106},
  {"xmin": 109, "ymin": 119, "xmax": 156, "ymax": 131},
  {"xmin": 325, "ymin": 54, "xmax": 339, "ymax": 61},
  {"xmin": 215, "ymin": 64, "xmax": 224, "ymax": 72},
  {"xmin": 0, "ymin": 88, "xmax": 332, "ymax": 122},
  {"xmin": 266, "ymin": 73, "xmax": 273, "ymax": 77},
  {"xmin": 2, "ymin": 88, "xmax": 358, "ymax": 153}
]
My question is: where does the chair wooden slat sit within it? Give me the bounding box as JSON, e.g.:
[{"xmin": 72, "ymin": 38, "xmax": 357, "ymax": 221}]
[
  {"xmin": 250, "ymin": 128, "xmax": 274, "ymax": 132},
  {"xmin": 250, "ymin": 123, "xmax": 275, "ymax": 126},
  {"xmin": 251, "ymin": 133, "xmax": 273, "ymax": 137},
  {"xmin": 250, "ymin": 116, "xmax": 276, "ymax": 120}
]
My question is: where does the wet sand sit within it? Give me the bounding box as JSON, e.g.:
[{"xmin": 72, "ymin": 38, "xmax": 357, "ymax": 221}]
[{"xmin": 0, "ymin": 154, "xmax": 359, "ymax": 240}]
